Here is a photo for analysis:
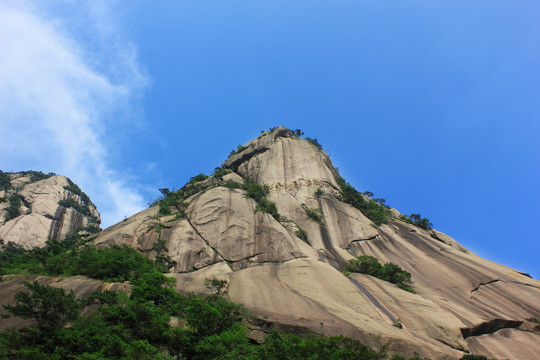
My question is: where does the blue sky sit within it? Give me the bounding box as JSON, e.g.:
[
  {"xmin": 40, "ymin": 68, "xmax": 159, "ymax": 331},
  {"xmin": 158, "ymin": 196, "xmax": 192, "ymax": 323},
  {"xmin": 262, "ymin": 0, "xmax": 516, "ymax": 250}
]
[{"xmin": 1, "ymin": 1, "xmax": 539, "ymax": 278}]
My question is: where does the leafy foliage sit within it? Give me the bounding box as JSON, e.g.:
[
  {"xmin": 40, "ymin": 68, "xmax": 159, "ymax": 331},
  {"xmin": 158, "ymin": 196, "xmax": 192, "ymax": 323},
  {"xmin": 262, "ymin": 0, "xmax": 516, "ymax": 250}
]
[
  {"xmin": 346, "ymin": 255, "xmax": 415, "ymax": 293},
  {"xmin": 1, "ymin": 247, "xmax": 424, "ymax": 359},
  {"xmin": 230, "ymin": 144, "xmax": 248, "ymax": 156},
  {"xmin": 303, "ymin": 205, "xmax": 324, "ymax": 225},
  {"xmin": 304, "ymin": 137, "xmax": 323, "ymax": 150},
  {"xmin": 245, "ymin": 180, "xmax": 280, "ymax": 220},
  {"xmin": 295, "ymin": 227, "xmax": 308, "ymax": 243},
  {"xmin": 245, "ymin": 181, "xmax": 268, "ymax": 203},
  {"xmin": 336, "ymin": 177, "xmax": 391, "ymax": 226},
  {"xmin": 4, "ymin": 194, "xmax": 23, "ymax": 222},
  {"xmin": 255, "ymin": 198, "xmax": 280, "ymax": 220},
  {"xmin": 0, "ymin": 234, "xmax": 158, "ymax": 283},
  {"xmin": 222, "ymin": 180, "xmax": 242, "ymax": 189},
  {"xmin": 212, "ymin": 167, "xmax": 232, "ymax": 179},
  {"xmin": 0, "ymin": 171, "xmax": 11, "ymax": 191},
  {"xmin": 400, "ymin": 214, "xmax": 433, "ymax": 230},
  {"xmin": 459, "ymin": 355, "xmax": 491, "ymax": 360},
  {"xmin": 2, "ymin": 281, "xmax": 79, "ymax": 332},
  {"xmin": 314, "ymin": 187, "xmax": 324, "ymax": 197},
  {"xmin": 64, "ymin": 177, "xmax": 93, "ymax": 207},
  {"xmin": 58, "ymin": 198, "xmax": 94, "ymax": 217}
]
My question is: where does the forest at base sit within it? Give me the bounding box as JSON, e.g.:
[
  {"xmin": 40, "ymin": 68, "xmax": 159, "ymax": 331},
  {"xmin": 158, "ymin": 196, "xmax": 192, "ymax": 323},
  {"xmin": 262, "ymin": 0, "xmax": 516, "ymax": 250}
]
[{"xmin": 0, "ymin": 235, "xmax": 489, "ymax": 359}]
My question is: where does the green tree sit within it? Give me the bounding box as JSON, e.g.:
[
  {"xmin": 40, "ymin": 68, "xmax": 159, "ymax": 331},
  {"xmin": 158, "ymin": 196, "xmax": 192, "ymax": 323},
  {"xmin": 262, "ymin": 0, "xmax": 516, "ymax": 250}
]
[{"xmin": 2, "ymin": 281, "xmax": 79, "ymax": 332}]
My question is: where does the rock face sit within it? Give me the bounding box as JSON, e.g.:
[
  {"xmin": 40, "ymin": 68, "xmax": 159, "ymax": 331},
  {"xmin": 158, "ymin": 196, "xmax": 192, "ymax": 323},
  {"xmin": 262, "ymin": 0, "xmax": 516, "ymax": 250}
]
[
  {"xmin": 0, "ymin": 172, "xmax": 100, "ymax": 248},
  {"xmin": 53, "ymin": 128, "xmax": 540, "ymax": 358}
]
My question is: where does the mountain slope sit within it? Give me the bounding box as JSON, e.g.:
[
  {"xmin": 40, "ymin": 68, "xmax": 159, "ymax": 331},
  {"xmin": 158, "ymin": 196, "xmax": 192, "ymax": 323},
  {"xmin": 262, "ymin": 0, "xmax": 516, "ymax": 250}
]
[
  {"xmin": 0, "ymin": 171, "xmax": 100, "ymax": 248},
  {"xmin": 88, "ymin": 127, "xmax": 540, "ymax": 359}
]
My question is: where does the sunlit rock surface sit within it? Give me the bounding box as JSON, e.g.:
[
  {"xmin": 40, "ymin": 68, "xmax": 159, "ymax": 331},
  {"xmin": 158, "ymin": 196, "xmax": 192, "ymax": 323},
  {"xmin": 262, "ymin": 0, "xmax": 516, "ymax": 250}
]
[
  {"xmin": 0, "ymin": 173, "xmax": 100, "ymax": 248},
  {"xmin": 3, "ymin": 128, "xmax": 539, "ymax": 359}
]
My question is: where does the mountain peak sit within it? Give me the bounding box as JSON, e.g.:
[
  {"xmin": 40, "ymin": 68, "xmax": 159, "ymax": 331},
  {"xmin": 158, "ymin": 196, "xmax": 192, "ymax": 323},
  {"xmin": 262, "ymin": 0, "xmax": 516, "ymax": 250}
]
[{"xmin": 223, "ymin": 126, "xmax": 340, "ymax": 189}]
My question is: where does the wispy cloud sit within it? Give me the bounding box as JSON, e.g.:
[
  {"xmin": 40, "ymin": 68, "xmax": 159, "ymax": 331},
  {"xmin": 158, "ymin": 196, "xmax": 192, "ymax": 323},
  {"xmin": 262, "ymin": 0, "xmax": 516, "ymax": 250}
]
[{"xmin": 0, "ymin": 0, "xmax": 150, "ymax": 227}]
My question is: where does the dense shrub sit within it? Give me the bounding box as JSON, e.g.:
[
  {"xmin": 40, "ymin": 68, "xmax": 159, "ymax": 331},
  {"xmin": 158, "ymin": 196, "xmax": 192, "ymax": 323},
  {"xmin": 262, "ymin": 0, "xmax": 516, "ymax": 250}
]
[
  {"xmin": 304, "ymin": 137, "xmax": 323, "ymax": 150},
  {"xmin": 346, "ymin": 255, "xmax": 415, "ymax": 293},
  {"xmin": 303, "ymin": 205, "xmax": 324, "ymax": 225},
  {"xmin": 189, "ymin": 174, "xmax": 209, "ymax": 184},
  {"xmin": 336, "ymin": 177, "xmax": 391, "ymax": 226},
  {"xmin": 460, "ymin": 355, "xmax": 490, "ymax": 360},
  {"xmin": 1, "ymin": 248, "xmax": 426, "ymax": 359},
  {"xmin": 0, "ymin": 171, "xmax": 11, "ymax": 191},
  {"xmin": 314, "ymin": 187, "xmax": 324, "ymax": 197},
  {"xmin": 57, "ymin": 198, "xmax": 97, "ymax": 223},
  {"xmin": 4, "ymin": 194, "xmax": 23, "ymax": 221},
  {"xmin": 222, "ymin": 180, "xmax": 242, "ymax": 189},
  {"xmin": 27, "ymin": 171, "xmax": 53, "ymax": 183},
  {"xmin": 63, "ymin": 178, "xmax": 93, "ymax": 207},
  {"xmin": 255, "ymin": 198, "xmax": 280, "ymax": 220},
  {"xmin": 400, "ymin": 214, "xmax": 433, "ymax": 230},
  {"xmin": 212, "ymin": 167, "xmax": 232, "ymax": 179},
  {"xmin": 229, "ymin": 144, "xmax": 248, "ymax": 156},
  {"xmin": 245, "ymin": 181, "xmax": 268, "ymax": 203},
  {"xmin": 244, "ymin": 180, "xmax": 280, "ymax": 220}
]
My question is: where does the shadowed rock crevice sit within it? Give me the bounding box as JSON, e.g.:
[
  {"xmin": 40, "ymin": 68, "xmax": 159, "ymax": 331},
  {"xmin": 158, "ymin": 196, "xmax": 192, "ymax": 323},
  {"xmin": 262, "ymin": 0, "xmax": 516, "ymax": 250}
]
[
  {"xmin": 225, "ymin": 147, "xmax": 271, "ymax": 173},
  {"xmin": 184, "ymin": 214, "xmax": 226, "ymax": 261},
  {"xmin": 348, "ymin": 277, "xmax": 398, "ymax": 324},
  {"xmin": 461, "ymin": 319, "xmax": 523, "ymax": 339},
  {"xmin": 48, "ymin": 205, "xmax": 67, "ymax": 240},
  {"xmin": 470, "ymin": 279, "xmax": 501, "ymax": 298},
  {"xmin": 347, "ymin": 235, "xmax": 378, "ymax": 249}
]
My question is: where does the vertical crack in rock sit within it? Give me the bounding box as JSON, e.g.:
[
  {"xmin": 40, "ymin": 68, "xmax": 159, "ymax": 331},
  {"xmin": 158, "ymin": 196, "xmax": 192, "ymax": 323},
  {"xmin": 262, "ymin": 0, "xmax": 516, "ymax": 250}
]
[
  {"xmin": 48, "ymin": 206, "xmax": 67, "ymax": 240},
  {"xmin": 184, "ymin": 214, "xmax": 226, "ymax": 262}
]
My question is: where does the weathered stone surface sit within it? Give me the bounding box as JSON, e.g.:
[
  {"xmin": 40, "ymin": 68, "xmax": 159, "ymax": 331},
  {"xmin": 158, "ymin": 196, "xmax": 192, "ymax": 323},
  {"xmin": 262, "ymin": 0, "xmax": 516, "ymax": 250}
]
[
  {"xmin": 162, "ymin": 219, "xmax": 222, "ymax": 272},
  {"xmin": 186, "ymin": 187, "xmax": 317, "ymax": 265},
  {"xmin": 430, "ymin": 229, "xmax": 468, "ymax": 252},
  {"xmin": 466, "ymin": 328, "xmax": 540, "ymax": 360},
  {"xmin": 223, "ymin": 127, "xmax": 339, "ymax": 188},
  {"xmin": 171, "ymin": 261, "xmax": 232, "ymax": 295},
  {"xmin": 0, "ymin": 174, "xmax": 100, "ymax": 248},
  {"xmin": 93, "ymin": 206, "xmax": 159, "ymax": 249}
]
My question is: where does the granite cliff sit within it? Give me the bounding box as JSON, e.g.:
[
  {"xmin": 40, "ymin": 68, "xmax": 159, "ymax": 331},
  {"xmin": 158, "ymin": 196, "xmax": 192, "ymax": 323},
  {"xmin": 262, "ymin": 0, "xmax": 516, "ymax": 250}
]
[
  {"xmin": 1, "ymin": 128, "xmax": 539, "ymax": 359},
  {"xmin": 0, "ymin": 171, "xmax": 100, "ymax": 248}
]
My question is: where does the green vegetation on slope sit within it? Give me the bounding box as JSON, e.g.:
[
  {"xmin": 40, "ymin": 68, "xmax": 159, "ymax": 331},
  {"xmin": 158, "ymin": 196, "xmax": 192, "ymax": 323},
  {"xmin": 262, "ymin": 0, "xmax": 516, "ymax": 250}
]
[
  {"xmin": 0, "ymin": 171, "xmax": 11, "ymax": 192},
  {"xmin": 336, "ymin": 177, "xmax": 392, "ymax": 226},
  {"xmin": 0, "ymin": 229, "xmax": 424, "ymax": 359},
  {"xmin": 245, "ymin": 180, "xmax": 280, "ymax": 220},
  {"xmin": 346, "ymin": 255, "xmax": 415, "ymax": 293},
  {"xmin": 0, "ymin": 273, "xmax": 426, "ymax": 360},
  {"xmin": 400, "ymin": 214, "xmax": 433, "ymax": 230},
  {"xmin": 4, "ymin": 194, "xmax": 23, "ymax": 222}
]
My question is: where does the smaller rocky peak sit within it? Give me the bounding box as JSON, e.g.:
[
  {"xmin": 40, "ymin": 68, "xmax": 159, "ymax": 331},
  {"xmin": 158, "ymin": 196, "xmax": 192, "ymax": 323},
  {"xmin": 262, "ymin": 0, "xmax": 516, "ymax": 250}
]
[
  {"xmin": 222, "ymin": 126, "xmax": 293, "ymax": 170},
  {"xmin": 0, "ymin": 171, "xmax": 100, "ymax": 249},
  {"xmin": 223, "ymin": 126, "xmax": 339, "ymax": 187}
]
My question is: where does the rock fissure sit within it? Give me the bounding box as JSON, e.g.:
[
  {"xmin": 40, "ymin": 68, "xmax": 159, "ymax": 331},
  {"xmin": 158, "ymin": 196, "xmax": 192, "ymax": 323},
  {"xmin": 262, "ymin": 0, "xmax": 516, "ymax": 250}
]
[
  {"xmin": 347, "ymin": 236, "xmax": 378, "ymax": 249},
  {"xmin": 225, "ymin": 147, "xmax": 271, "ymax": 172},
  {"xmin": 184, "ymin": 214, "xmax": 226, "ymax": 262},
  {"xmin": 460, "ymin": 318, "xmax": 523, "ymax": 339},
  {"xmin": 470, "ymin": 279, "xmax": 501, "ymax": 298}
]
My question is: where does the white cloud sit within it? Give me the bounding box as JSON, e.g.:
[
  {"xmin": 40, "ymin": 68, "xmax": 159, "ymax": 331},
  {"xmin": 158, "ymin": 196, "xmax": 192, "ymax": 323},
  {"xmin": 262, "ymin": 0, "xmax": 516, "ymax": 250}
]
[{"xmin": 0, "ymin": 0, "xmax": 149, "ymax": 227}]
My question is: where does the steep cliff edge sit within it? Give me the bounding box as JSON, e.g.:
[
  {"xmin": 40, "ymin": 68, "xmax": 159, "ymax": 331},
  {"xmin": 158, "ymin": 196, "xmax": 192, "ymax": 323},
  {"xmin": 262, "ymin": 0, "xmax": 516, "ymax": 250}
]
[
  {"xmin": 42, "ymin": 128, "xmax": 540, "ymax": 359},
  {"xmin": 0, "ymin": 171, "xmax": 100, "ymax": 248}
]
